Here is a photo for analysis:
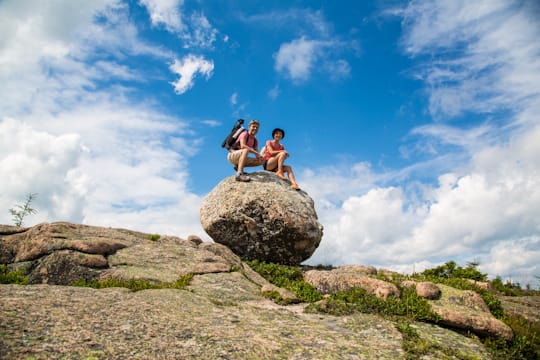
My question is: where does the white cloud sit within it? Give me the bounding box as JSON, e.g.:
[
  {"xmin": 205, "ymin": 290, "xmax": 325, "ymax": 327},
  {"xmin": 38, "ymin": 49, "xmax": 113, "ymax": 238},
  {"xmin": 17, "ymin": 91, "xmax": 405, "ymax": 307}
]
[
  {"xmin": 140, "ymin": 1, "xmax": 220, "ymax": 50},
  {"xmin": 169, "ymin": 54, "xmax": 214, "ymax": 94},
  {"xmin": 0, "ymin": 118, "xmax": 87, "ymax": 224},
  {"xmin": 263, "ymin": 8, "xmax": 354, "ymax": 83},
  {"xmin": 274, "ymin": 37, "xmax": 324, "ymax": 81},
  {"xmin": 201, "ymin": 119, "xmax": 220, "ymax": 127},
  {"xmin": 267, "ymin": 85, "xmax": 280, "ymax": 100},
  {"xmin": 230, "ymin": 92, "xmax": 238, "ymax": 106},
  {"xmin": 180, "ymin": 13, "xmax": 218, "ymax": 49},
  {"xmin": 139, "ymin": 0, "xmax": 184, "ymax": 32},
  {"xmin": 274, "ymin": 37, "xmax": 351, "ymax": 82},
  {"xmin": 244, "ymin": 8, "xmax": 332, "ymax": 38}
]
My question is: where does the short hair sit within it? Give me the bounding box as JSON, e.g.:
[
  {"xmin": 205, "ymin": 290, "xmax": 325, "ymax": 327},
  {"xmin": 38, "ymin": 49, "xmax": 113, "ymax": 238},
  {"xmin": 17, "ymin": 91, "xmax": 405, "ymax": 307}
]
[
  {"xmin": 248, "ymin": 120, "xmax": 260, "ymax": 127},
  {"xmin": 272, "ymin": 128, "xmax": 285, "ymax": 138}
]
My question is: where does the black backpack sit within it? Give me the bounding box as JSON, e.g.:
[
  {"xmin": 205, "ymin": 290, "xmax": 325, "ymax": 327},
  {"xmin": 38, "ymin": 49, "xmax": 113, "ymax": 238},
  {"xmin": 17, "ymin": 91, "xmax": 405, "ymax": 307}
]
[{"xmin": 221, "ymin": 118, "xmax": 246, "ymax": 150}]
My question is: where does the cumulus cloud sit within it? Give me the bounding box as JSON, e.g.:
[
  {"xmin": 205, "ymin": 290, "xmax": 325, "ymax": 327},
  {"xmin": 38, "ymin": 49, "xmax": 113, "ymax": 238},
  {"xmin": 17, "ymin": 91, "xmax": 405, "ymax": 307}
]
[
  {"xmin": 0, "ymin": 118, "xmax": 87, "ymax": 224},
  {"xmin": 169, "ymin": 54, "xmax": 214, "ymax": 94},
  {"xmin": 307, "ymin": 127, "xmax": 540, "ymax": 285},
  {"xmin": 274, "ymin": 37, "xmax": 321, "ymax": 81},
  {"xmin": 265, "ymin": 8, "xmax": 354, "ymax": 83}
]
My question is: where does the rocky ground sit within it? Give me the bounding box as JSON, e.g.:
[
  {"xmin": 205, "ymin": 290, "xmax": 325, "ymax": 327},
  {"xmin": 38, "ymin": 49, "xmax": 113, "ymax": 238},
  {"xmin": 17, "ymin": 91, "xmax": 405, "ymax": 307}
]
[{"xmin": 1, "ymin": 222, "xmax": 537, "ymax": 359}]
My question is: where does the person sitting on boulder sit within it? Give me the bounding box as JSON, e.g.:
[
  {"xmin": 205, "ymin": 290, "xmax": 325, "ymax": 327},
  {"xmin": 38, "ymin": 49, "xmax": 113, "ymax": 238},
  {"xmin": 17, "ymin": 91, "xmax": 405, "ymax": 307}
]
[
  {"xmin": 262, "ymin": 128, "xmax": 300, "ymax": 190},
  {"xmin": 227, "ymin": 119, "xmax": 264, "ymax": 182}
]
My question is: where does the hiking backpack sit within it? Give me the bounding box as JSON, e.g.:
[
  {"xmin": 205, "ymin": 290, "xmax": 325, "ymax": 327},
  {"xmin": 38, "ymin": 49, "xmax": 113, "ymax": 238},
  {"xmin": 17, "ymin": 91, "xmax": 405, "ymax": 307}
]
[{"xmin": 221, "ymin": 118, "xmax": 246, "ymax": 150}]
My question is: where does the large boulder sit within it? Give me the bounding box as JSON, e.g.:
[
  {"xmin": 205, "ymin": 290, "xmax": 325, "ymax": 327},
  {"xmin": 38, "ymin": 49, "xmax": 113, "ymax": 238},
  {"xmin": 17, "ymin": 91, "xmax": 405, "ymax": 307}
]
[
  {"xmin": 200, "ymin": 171, "xmax": 323, "ymax": 265},
  {"xmin": 430, "ymin": 284, "xmax": 514, "ymax": 341}
]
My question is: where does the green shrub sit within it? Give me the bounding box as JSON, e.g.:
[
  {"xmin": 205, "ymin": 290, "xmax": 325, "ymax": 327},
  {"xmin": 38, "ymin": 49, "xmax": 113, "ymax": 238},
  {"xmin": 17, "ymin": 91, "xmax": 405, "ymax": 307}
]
[
  {"xmin": 245, "ymin": 260, "xmax": 322, "ymax": 303},
  {"xmin": 0, "ymin": 264, "xmax": 29, "ymax": 285},
  {"xmin": 421, "ymin": 260, "xmax": 487, "ymax": 281},
  {"xmin": 489, "ymin": 276, "xmax": 527, "ymax": 296},
  {"xmin": 9, "ymin": 193, "xmax": 38, "ymax": 227},
  {"xmin": 483, "ymin": 313, "xmax": 540, "ymax": 360},
  {"xmin": 148, "ymin": 234, "xmax": 160, "ymax": 241}
]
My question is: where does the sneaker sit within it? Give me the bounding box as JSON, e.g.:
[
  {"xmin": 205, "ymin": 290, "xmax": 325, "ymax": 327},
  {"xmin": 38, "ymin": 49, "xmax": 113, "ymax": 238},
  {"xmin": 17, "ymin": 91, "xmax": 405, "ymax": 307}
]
[{"xmin": 235, "ymin": 174, "xmax": 250, "ymax": 182}]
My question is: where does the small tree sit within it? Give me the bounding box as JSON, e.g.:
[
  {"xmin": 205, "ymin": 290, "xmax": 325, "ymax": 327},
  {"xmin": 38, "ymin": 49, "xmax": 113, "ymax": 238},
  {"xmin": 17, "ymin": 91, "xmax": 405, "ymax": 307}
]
[{"xmin": 9, "ymin": 193, "xmax": 38, "ymax": 227}]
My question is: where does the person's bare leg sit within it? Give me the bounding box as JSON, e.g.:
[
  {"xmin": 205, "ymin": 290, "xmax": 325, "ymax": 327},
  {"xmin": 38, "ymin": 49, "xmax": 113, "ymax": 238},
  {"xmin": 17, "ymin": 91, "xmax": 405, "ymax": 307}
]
[
  {"xmin": 237, "ymin": 149, "xmax": 249, "ymax": 174},
  {"xmin": 276, "ymin": 152, "xmax": 287, "ymax": 180},
  {"xmin": 284, "ymin": 165, "xmax": 299, "ymax": 189}
]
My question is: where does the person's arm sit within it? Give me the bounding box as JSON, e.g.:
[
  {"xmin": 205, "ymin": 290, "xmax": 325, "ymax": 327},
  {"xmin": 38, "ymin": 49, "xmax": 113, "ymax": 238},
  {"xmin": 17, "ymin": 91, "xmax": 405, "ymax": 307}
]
[{"xmin": 269, "ymin": 142, "xmax": 287, "ymax": 157}]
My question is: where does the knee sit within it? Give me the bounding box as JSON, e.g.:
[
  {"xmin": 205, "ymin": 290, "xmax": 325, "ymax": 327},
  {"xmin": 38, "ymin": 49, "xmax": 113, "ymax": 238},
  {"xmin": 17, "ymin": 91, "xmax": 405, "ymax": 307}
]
[{"xmin": 240, "ymin": 149, "xmax": 249, "ymax": 156}]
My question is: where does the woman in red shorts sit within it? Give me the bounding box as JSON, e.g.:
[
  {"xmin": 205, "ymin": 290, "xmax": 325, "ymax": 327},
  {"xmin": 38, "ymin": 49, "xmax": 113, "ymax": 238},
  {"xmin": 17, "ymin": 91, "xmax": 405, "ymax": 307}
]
[{"xmin": 262, "ymin": 128, "xmax": 300, "ymax": 190}]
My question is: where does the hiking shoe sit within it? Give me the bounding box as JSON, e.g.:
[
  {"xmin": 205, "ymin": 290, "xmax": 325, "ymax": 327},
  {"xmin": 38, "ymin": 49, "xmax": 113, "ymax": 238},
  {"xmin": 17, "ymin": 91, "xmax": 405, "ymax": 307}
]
[{"xmin": 235, "ymin": 174, "xmax": 250, "ymax": 182}]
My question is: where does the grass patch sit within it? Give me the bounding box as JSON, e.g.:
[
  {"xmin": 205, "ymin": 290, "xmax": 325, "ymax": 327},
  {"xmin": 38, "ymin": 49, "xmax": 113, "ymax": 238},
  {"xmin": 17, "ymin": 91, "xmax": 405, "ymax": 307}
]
[
  {"xmin": 0, "ymin": 264, "xmax": 29, "ymax": 285},
  {"xmin": 484, "ymin": 313, "xmax": 540, "ymax": 360},
  {"xmin": 72, "ymin": 273, "xmax": 193, "ymax": 292},
  {"xmin": 148, "ymin": 234, "xmax": 160, "ymax": 241},
  {"xmin": 245, "ymin": 260, "xmax": 322, "ymax": 303},
  {"xmin": 396, "ymin": 321, "xmax": 430, "ymax": 359},
  {"xmin": 306, "ymin": 286, "xmax": 439, "ymax": 322},
  {"xmin": 261, "ymin": 289, "xmax": 289, "ymax": 305}
]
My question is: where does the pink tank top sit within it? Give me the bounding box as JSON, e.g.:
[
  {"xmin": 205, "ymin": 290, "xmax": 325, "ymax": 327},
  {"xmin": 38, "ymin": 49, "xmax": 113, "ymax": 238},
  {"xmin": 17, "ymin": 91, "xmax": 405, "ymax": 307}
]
[{"xmin": 265, "ymin": 141, "xmax": 284, "ymax": 160}]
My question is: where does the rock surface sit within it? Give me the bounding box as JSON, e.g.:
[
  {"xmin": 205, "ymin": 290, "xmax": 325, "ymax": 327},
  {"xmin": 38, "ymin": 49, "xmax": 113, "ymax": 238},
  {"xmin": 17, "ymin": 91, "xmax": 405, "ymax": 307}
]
[
  {"xmin": 430, "ymin": 284, "xmax": 514, "ymax": 341},
  {"xmin": 0, "ymin": 222, "xmax": 532, "ymax": 359},
  {"xmin": 200, "ymin": 171, "xmax": 323, "ymax": 265},
  {"xmin": 304, "ymin": 267, "xmax": 400, "ymax": 300},
  {"xmin": 401, "ymin": 280, "xmax": 442, "ymax": 300}
]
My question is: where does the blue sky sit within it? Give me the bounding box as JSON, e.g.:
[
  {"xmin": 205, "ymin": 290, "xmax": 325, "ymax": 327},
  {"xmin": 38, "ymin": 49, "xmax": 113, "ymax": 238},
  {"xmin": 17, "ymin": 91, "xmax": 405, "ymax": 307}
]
[{"xmin": 1, "ymin": 0, "xmax": 539, "ymax": 287}]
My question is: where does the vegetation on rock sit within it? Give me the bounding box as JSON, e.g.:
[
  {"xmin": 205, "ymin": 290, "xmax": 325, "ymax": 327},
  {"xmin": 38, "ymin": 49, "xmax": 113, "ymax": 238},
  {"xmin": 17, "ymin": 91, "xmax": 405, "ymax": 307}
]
[
  {"xmin": 8, "ymin": 193, "xmax": 38, "ymax": 227},
  {"xmin": 72, "ymin": 274, "xmax": 193, "ymax": 292},
  {"xmin": 246, "ymin": 260, "xmax": 322, "ymax": 303},
  {"xmin": 248, "ymin": 259, "xmax": 540, "ymax": 360},
  {"xmin": 148, "ymin": 234, "xmax": 161, "ymax": 241},
  {"xmin": 0, "ymin": 264, "xmax": 29, "ymax": 285}
]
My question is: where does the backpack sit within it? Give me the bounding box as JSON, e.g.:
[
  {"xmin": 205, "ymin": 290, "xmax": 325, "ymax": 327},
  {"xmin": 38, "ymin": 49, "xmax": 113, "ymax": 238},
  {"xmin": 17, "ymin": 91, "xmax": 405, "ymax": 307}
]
[{"xmin": 221, "ymin": 118, "xmax": 246, "ymax": 150}]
